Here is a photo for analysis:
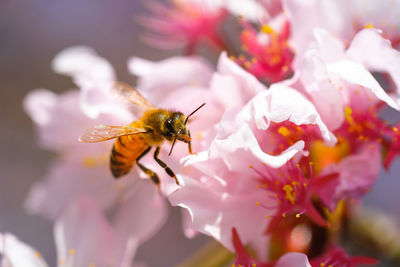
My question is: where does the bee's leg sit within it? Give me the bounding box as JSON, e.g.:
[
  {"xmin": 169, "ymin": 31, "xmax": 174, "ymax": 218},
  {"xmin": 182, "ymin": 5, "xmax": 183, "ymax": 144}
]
[
  {"xmin": 188, "ymin": 130, "xmax": 194, "ymax": 155},
  {"xmin": 154, "ymin": 146, "xmax": 180, "ymax": 185},
  {"xmin": 136, "ymin": 146, "xmax": 160, "ymax": 187}
]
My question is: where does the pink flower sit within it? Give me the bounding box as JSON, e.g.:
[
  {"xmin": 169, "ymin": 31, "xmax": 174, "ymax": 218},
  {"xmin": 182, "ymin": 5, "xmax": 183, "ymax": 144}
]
[
  {"xmin": 24, "ymin": 48, "xmax": 168, "ymax": 265},
  {"xmin": 232, "ymin": 227, "xmax": 312, "ymax": 267},
  {"xmin": 0, "ymin": 234, "xmax": 49, "ymax": 267},
  {"xmin": 1, "ymin": 197, "xmax": 144, "ymax": 267},
  {"xmin": 127, "ymin": 55, "xmax": 213, "ymax": 104},
  {"xmin": 252, "ymin": 162, "xmax": 339, "ymax": 231},
  {"xmin": 140, "ymin": 0, "xmax": 227, "ymax": 53},
  {"xmin": 234, "ymin": 15, "xmax": 294, "ymax": 83},
  {"xmin": 284, "ymin": 0, "xmax": 400, "ymax": 55},
  {"xmin": 232, "ymin": 228, "xmax": 378, "ymax": 267},
  {"xmin": 170, "ymin": 82, "xmax": 336, "ymax": 253},
  {"xmin": 291, "ymin": 28, "xmax": 400, "ymax": 200}
]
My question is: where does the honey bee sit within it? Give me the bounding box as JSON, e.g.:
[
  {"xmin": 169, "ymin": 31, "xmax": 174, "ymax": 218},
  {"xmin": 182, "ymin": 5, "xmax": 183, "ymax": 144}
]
[{"xmin": 79, "ymin": 82, "xmax": 205, "ymax": 186}]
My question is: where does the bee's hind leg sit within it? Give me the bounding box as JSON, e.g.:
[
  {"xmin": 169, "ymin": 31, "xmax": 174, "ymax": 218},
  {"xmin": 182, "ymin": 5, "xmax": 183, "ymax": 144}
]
[
  {"xmin": 154, "ymin": 146, "xmax": 180, "ymax": 185},
  {"xmin": 136, "ymin": 146, "xmax": 160, "ymax": 187}
]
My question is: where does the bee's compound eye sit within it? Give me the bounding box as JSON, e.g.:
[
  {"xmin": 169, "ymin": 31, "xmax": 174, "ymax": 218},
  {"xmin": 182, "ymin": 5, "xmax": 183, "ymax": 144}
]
[{"xmin": 165, "ymin": 118, "xmax": 174, "ymax": 132}]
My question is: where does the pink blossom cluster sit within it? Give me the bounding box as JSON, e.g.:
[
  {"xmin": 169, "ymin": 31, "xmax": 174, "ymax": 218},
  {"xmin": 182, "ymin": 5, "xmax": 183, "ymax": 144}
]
[{"xmin": 3, "ymin": 0, "xmax": 400, "ymax": 266}]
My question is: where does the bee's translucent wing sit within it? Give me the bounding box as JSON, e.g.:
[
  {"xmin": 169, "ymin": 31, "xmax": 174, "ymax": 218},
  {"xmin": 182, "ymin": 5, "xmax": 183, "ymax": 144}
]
[
  {"xmin": 111, "ymin": 82, "xmax": 155, "ymax": 110},
  {"xmin": 79, "ymin": 125, "xmax": 147, "ymax": 143}
]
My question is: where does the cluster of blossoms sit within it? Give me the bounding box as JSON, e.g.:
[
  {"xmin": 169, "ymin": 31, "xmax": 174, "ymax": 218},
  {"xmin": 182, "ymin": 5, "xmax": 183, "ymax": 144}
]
[{"xmin": 2, "ymin": 0, "xmax": 400, "ymax": 266}]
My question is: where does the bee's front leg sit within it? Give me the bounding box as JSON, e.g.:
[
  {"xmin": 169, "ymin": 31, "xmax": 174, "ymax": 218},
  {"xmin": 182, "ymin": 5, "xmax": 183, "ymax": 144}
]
[
  {"xmin": 154, "ymin": 146, "xmax": 180, "ymax": 185},
  {"xmin": 187, "ymin": 130, "xmax": 196, "ymax": 155}
]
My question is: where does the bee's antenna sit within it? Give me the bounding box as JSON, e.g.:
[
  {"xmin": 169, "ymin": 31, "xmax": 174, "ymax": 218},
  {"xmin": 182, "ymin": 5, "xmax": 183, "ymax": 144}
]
[
  {"xmin": 184, "ymin": 103, "xmax": 206, "ymax": 125},
  {"xmin": 169, "ymin": 137, "xmax": 177, "ymax": 156}
]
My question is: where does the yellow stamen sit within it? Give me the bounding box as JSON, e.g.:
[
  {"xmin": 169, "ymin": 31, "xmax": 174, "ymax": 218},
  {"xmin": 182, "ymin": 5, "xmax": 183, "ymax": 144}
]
[
  {"xmin": 364, "ymin": 23, "xmax": 374, "ymax": 28},
  {"xmin": 278, "ymin": 126, "xmax": 290, "ymax": 137},
  {"xmin": 261, "ymin": 24, "xmax": 274, "ymax": 34},
  {"xmin": 283, "ymin": 184, "xmax": 296, "ymax": 204},
  {"xmin": 344, "ymin": 107, "xmax": 354, "ymax": 124}
]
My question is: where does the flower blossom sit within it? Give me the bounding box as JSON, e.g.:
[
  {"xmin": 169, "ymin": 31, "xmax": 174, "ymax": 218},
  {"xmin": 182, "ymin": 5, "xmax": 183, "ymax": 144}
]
[
  {"xmin": 288, "ymin": 27, "xmax": 400, "ymax": 202},
  {"xmin": 232, "ymin": 227, "xmax": 378, "ymax": 267},
  {"xmin": 24, "ymin": 47, "xmax": 168, "ymax": 266},
  {"xmin": 234, "ymin": 15, "xmax": 294, "ymax": 83},
  {"xmin": 1, "ymin": 197, "xmax": 144, "ymax": 267},
  {"xmin": 170, "ymin": 76, "xmax": 337, "ymax": 256},
  {"xmin": 284, "ymin": 0, "xmax": 400, "ymax": 55},
  {"xmin": 232, "ymin": 227, "xmax": 312, "ymax": 267},
  {"xmin": 140, "ymin": 0, "xmax": 227, "ymax": 53}
]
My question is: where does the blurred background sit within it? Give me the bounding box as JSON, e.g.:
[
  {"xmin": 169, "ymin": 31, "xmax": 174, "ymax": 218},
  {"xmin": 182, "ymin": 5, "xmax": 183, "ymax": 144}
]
[{"xmin": 0, "ymin": 1, "xmax": 399, "ymax": 266}]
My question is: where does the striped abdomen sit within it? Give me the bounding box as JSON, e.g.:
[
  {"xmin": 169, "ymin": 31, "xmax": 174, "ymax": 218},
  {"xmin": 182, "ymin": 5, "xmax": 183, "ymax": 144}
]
[{"xmin": 110, "ymin": 134, "xmax": 149, "ymax": 178}]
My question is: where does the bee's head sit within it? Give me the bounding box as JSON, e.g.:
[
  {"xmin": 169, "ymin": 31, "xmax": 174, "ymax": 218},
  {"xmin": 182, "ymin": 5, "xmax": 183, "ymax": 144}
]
[
  {"xmin": 164, "ymin": 112, "xmax": 191, "ymax": 143},
  {"xmin": 166, "ymin": 103, "xmax": 205, "ymax": 156}
]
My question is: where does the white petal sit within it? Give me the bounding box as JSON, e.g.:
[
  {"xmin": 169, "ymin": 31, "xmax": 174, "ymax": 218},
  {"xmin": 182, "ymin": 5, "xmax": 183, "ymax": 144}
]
[
  {"xmin": 216, "ymin": 52, "xmax": 265, "ymax": 101},
  {"xmin": 23, "ymin": 89, "xmax": 58, "ymax": 126},
  {"xmin": 225, "ymin": 0, "xmax": 269, "ymax": 21},
  {"xmin": 169, "ymin": 176, "xmax": 270, "ymax": 251},
  {"xmin": 300, "ymin": 47, "xmax": 345, "ymax": 130},
  {"xmin": 328, "ymin": 60, "xmax": 400, "ymax": 110},
  {"xmin": 54, "ymin": 197, "xmax": 121, "ymax": 267},
  {"xmin": 347, "ymin": 28, "xmax": 400, "ymax": 109},
  {"xmin": 113, "ymin": 179, "xmax": 168, "ymax": 244},
  {"xmin": 275, "ymin": 252, "xmax": 311, "ymax": 267},
  {"xmin": 238, "ymin": 84, "xmax": 337, "ymax": 145},
  {"xmin": 52, "ymin": 46, "xmax": 115, "ymax": 89},
  {"xmin": 0, "ymin": 233, "xmax": 49, "ymax": 267},
  {"xmin": 128, "ymin": 56, "xmax": 213, "ymax": 104},
  {"xmin": 214, "ymin": 124, "xmax": 305, "ymax": 169}
]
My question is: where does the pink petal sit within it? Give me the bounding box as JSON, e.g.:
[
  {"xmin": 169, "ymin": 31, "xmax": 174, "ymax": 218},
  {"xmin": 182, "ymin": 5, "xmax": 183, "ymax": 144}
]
[
  {"xmin": 299, "ymin": 30, "xmax": 345, "ymax": 130},
  {"xmin": 216, "ymin": 52, "xmax": 265, "ymax": 101},
  {"xmin": 225, "ymin": 0, "xmax": 268, "ymax": 21},
  {"xmin": 0, "ymin": 233, "xmax": 49, "ymax": 267},
  {"xmin": 169, "ymin": 175, "xmax": 270, "ymax": 251},
  {"xmin": 322, "ymin": 142, "xmax": 381, "ymax": 201},
  {"xmin": 327, "ymin": 59, "xmax": 400, "ymax": 110},
  {"xmin": 52, "ymin": 46, "xmax": 115, "ymax": 89},
  {"xmin": 213, "ymin": 123, "xmax": 305, "ymax": 170},
  {"xmin": 347, "ymin": 28, "xmax": 400, "ymax": 107},
  {"xmin": 113, "ymin": 179, "xmax": 168, "ymax": 244},
  {"xmin": 24, "ymin": 90, "xmax": 89, "ymax": 152},
  {"xmin": 128, "ymin": 56, "xmax": 213, "ymax": 104},
  {"xmin": 283, "ymin": 0, "xmax": 346, "ymax": 56},
  {"xmin": 24, "ymin": 158, "xmax": 124, "ymax": 220},
  {"xmin": 240, "ymin": 84, "xmax": 337, "ymax": 145},
  {"xmin": 181, "ymin": 208, "xmax": 198, "ymax": 238},
  {"xmin": 54, "ymin": 197, "xmax": 124, "ymax": 267},
  {"xmin": 274, "ymin": 252, "xmax": 311, "ymax": 267}
]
